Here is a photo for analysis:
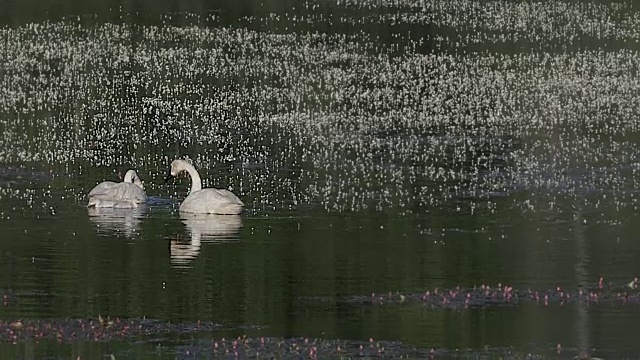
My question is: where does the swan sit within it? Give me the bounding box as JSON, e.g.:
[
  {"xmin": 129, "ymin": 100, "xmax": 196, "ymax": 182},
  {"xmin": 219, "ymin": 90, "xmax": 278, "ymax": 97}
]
[
  {"xmin": 87, "ymin": 169, "xmax": 147, "ymax": 208},
  {"xmin": 164, "ymin": 159, "xmax": 243, "ymax": 215}
]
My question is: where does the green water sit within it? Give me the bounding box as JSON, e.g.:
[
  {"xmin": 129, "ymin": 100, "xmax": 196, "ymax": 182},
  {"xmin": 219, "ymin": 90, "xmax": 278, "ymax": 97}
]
[{"xmin": 2, "ymin": 0, "xmax": 640, "ymax": 358}]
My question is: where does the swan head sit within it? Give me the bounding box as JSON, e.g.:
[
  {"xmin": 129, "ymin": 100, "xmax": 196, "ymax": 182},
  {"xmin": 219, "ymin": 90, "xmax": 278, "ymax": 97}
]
[
  {"xmin": 164, "ymin": 159, "xmax": 202, "ymax": 193},
  {"xmin": 164, "ymin": 159, "xmax": 191, "ymax": 183},
  {"xmin": 123, "ymin": 169, "xmax": 144, "ymax": 190}
]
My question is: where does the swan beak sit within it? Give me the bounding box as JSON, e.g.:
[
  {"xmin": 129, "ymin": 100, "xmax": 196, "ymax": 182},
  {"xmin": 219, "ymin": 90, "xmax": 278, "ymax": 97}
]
[{"xmin": 164, "ymin": 173, "xmax": 174, "ymax": 184}]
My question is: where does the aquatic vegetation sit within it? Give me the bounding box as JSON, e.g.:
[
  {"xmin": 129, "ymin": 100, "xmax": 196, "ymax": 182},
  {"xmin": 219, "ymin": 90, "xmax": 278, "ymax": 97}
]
[
  {"xmin": 0, "ymin": 0, "xmax": 639, "ymax": 215},
  {"xmin": 354, "ymin": 277, "xmax": 640, "ymax": 309},
  {"xmin": 0, "ymin": 316, "xmax": 606, "ymax": 359},
  {"xmin": 175, "ymin": 335, "xmax": 601, "ymax": 360},
  {"xmin": 0, "ymin": 316, "xmax": 223, "ymax": 344}
]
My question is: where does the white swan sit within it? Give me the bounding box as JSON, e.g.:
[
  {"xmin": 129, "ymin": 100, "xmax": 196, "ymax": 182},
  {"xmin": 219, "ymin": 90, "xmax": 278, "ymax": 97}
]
[
  {"xmin": 87, "ymin": 169, "xmax": 147, "ymax": 208},
  {"xmin": 164, "ymin": 159, "xmax": 243, "ymax": 215}
]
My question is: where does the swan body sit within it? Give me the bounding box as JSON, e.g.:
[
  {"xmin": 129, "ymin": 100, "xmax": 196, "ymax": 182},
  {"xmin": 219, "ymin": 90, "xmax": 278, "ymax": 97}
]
[
  {"xmin": 166, "ymin": 159, "xmax": 243, "ymax": 215},
  {"xmin": 88, "ymin": 169, "xmax": 147, "ymax": 208}
]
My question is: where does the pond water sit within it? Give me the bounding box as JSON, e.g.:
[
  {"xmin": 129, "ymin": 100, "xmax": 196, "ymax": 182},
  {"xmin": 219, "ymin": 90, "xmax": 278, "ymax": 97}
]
[{"xmin": 2, "ymin": 0, "xmax": 640, "ymax": 358}]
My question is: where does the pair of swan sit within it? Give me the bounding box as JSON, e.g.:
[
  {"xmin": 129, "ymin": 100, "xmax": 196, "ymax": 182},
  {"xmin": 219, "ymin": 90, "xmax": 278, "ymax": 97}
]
[{"xmin": 87, "ymin": 160, "xmax": 243, "ymax": 215}]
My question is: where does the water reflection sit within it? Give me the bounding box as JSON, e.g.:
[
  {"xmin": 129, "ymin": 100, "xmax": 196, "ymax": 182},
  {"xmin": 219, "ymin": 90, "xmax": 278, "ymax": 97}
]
[
  {"xmin": 573, "ymin": 209, "xmax": 591, "ymax": 357},
  {"xmin": 170, "ymin": 214, "xmax": 243, "ymax": 268},
  {"xmin": 87, "ymin": 206, "xmax": 146, "ymax": 238}
]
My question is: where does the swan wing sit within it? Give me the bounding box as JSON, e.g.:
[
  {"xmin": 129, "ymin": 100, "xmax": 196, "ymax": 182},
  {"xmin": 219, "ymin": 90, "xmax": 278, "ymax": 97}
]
[
  {"xmin": 180, "ymin": 188, "xmax": 243, "ymax": 214},
  {"xmin": 88, "ymin": 182, "xmax": 147, "ymax": 207}
]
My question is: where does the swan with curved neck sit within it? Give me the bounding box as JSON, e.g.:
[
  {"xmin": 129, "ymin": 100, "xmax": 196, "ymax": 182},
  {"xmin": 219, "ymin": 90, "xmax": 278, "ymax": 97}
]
[
  {"xmin": 88, "ymin": 169, "xmax": 147, "ymax": 208},
  {"xmin": 164, "ymin": 159, "xmax": 243, "ymax": 215}
]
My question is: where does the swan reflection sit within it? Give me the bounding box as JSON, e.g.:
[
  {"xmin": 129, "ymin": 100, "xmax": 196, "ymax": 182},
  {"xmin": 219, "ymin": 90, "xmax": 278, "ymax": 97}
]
[
  {"xmin": 170, "ymin": 214, "xmax": 242, "ymax": 268},
  {"xmin": 88, "ymin": 206, "xmax": 146, "ymax": 238}
]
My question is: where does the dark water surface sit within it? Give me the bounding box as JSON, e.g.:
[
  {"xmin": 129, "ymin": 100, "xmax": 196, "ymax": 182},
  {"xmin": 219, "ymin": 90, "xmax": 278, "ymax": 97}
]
[{"xmin": 2, "ymin": 0, "xmax": 640, "ymax": 358}]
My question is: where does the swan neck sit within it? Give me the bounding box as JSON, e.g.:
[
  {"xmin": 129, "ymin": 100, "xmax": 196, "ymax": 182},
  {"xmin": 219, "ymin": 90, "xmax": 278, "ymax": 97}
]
[
  {"xmin": 123, "ymin": 171, "xmax": 134, "ymax": 183},
  {"xmin": 184, "ymin": 163, "xmax": 202, "ymax": 193}
]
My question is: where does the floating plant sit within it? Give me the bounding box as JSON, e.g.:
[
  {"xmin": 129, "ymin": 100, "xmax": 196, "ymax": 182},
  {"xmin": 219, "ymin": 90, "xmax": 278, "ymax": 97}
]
[{"xmin": 1, "ymin": 0, "xmax": 639, "ymax": 216}]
